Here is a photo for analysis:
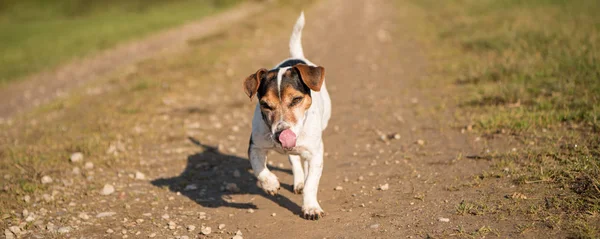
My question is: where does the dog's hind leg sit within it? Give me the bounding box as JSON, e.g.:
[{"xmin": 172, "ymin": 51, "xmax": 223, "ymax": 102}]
[
  {"xmin": 288, "ymin": 155, "xmax": 305, "ymax": 194},
  {"xmin": 249, "ymin": 146, "xmax": 280, "ymax": 196}
]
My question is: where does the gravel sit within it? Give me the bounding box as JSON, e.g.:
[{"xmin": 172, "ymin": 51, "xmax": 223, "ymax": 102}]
[
  {"xmin": 438, "ymin": 217, "xmax": 450, "ymax": 222},
  {"xmin": 96, "ymin": 212, "xmax": 117, "ymax": 218},
  {"xmin": 334, "ymin": 186, "xmax": 343, "ymax": 191},
  {"xmin": 218, "ymin": 224, "xmax": 226, "ymax": 230},
  {"xmin": 100, "ymin": 184, "xmax": 115, "ymax": 195},
  {"xmin": 201, "ymin": 226, "xmax": 212, "ymax": 235},
  {"xmin": 370, "ymin": 224, "xmax": 380, "ymax": 229},
  {"xmin": 168, "ymin": 221, "xmax": 176, "ymax": 230},
  {"xmin": 41, "ymin": 175, "xmax": 53, "ymax": 184},
  {"xmin": 79, "ymin": 212, "xmax": 90, "ymax": 220},
  {"xmin": 70, "ymin": 152, "xmax": 84, "ymax": 163},
  {"xmin": 187, "ymin": 225, "xmax": 196, "ymax": 231},
  {"xmin": 4, "ymin": 229, "xmax": 15, "ymax": 239},
  {"xmin": 84, "ymin": 162, "xmax": 94, "ymax": 170},
  {"xmin": 135, "ymin": 172, "xmax": 146, "ymax": 180},
  {"xmin": 58, "ymin": 226, "xmax": 72, "ymax": 234},
  {"xmin": 106, "ymin": 228, "xmax": 114, "ymax": 234},
  {"xmin": 378, "ymin": 183, "xmax": 389, "ymax": 191}
]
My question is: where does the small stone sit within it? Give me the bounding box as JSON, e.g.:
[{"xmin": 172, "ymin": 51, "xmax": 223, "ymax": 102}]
[
  {"xmin": 218, "ymin": 224, "xmax": 225, "ymax": 230},
  {"xmin": 8, "ymin": 226, "xmax": 21, "ymax": 235},
  {"xmin": 201, "ymin": 226, "xmax": 212, "ymax": 235},
  {"xmin": 25, "ymin": 214, "xmax": 35, "ymax": 222},
  {"xmin": 58, "ymin": 226, "xmax": 72, "ymax": 234},
  {"xmin": 438, "ymin": 217, "xmax": 450, "ymax": 222},
  {"xmin": 84, "ymin": 162, "xmax": 94, "ymax": 170},
  {"xmin": 233, "ymin": 236, "xmax": 243, "ymax": 239},
  {"xmin": 79, "ymin": 212, "xmax": 90, "ymax": 220},
  {"xmin": 393, "ymin": 133, "xmax": 401, "ymax": 140},
  {"xmin": 271, "ymin": 213, "xmax": 276, "ymax": 217},
  {"xmin": 236, "ymin": 230, "xmax": 243, "ymax": 236},
  {"xmin": 187, "ymin": 225, "xmax": 196, "ymax": 231},
  {"xmin": 233, "ymin": 170, "xmax": 241, "ymax": 178},
  {"xmin": 184, "ymin": 184, "xmax": 198, "ymax": 191},
  {"xmin": 70, "ymin": 152, "xmax": 84, "ymax": 163},
  {"xmin": 181, "ymin": 236, "xmax": 189, "ymax": 239},
  {"xmin": 42, "ymin": 194, "xmax": 53, "ymax": 202},
  {"xmin": 247, "ymin": 209, "xmax": 254, "ymax": 213},
  {"xmin": 359, "ymin": 203, "xmax": 366, "ymax": 207},
  {"xmin": 416, "ymin": 140, "xmax": 425, "ymax": 146},
  {"xmin": 101, "ymin": 184, "xmax": 115, "ymax": 195},
  {"xmin": 148, "ymin": 233, "xmax": 156, "ymax": 238},
  {"xmin": 23, "ymin": 195, "xmax": 31, "ymax": 203},
  {"xmin": 343, "ymin": 177, "xmax": 349, "ymax": 182},
  {"xmin": 370, "ymin": 224, "xmax": 380, "ymax": 229},
  {"xmin": 379, "ymin": 183, "xmax": 389, "ymax": 191},
  {"xmin": 41, "ymin": 175, "xmax": 53, "ymax": 184},
  {"xmin": 358, "ymin": 176, "xmax": 364, "ymax": 181},
  {"xmin": 96, "ymin": 212, "xmax": 116, "ymax": 218},
  {"xmin": 106, "ymin": 228, "xmax": 114, "ymax": 234},
  {"xmin": 4, "ymin": 229, "xmax": 15, "ymax": 239},
  {"xmin": 72, "ymin": 167, "xmax": 81, "ymax": 175},
  {"xmin": 226, "ymin": 183, "xmax": 240, "ymax": 193},
  {"xmin": 168, "ymin": 221, "xmax": 176, "ymax": 230},
  {"xmin": 334, "ymin": 186, "xmax": 343, "ymax": 191},
  {"xmin": 162, "ymin": 214, "xmax": 170, "ymax": 220},
  {"xmin": 135, "ymin": 172, "xmax": 146, "ymax": 180}
]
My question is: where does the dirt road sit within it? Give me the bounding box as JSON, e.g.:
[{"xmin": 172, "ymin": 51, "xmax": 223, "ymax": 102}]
[{"xmin": 3, "ymin": 0, "xmax": 553, "ymax": 238}]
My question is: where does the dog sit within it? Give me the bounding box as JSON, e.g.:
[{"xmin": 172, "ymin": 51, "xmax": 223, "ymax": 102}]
[{"xmin": 243, "ymin": 12, "xmax": 331, "ymax": 220}]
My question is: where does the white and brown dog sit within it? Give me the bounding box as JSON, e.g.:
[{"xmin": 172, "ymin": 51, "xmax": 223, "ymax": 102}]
[{"xmin": 244, "ymin": 12, "xmax": 331, "ymax": 220}]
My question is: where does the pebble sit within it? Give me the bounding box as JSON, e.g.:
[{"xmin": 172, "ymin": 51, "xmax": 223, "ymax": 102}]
[
  {"xmin": 233, "ymin": 236, "xmax": 243, "ymax": 239},
  {"xmin": 96, "ymin": 212, "xmax": 116, "ymax": 218},
  {"xmin": 334, "ymin": 186, "xmax": 343, "ymax": 191},
  {"xmin": 23, "ymin": 195, "xmax": 31, "ymax": 203},
  {"xmin": 58, "ymin": 226, "xmax": 72, "ymax": 234},
  {"xmin": 79, "ymin": 212, "xmax": 90, "ymax": 220},
  {"xmin": 201, "ymin": 226, "xmax": 212, "ymax": 235},
  {"xmin": 416, "ymin": 140, "xmax": 425, "ymax": 146},
  {"xmin": 101, "ymin": 184, "xmax": 115, "ymax": 195},
  {"xmin": 358, "ymin": 176, "xmax": 364, "ymax": 181},
  {"xmin": 226, "ymin": 183, "xmax": 240, "ymax": 193},
  {"xmin": 168, "ymin": 221, "xmax": 176, "ymax": 230},
  {"xmin": 181, "ymin": 236, "xmax": 189, "ymax": 239},
  {"xmin": 187, "ymin": 225, "xmax": 196, "ymax": 231},
  {"xmin": 84, "ymin": 162, "xmax": 94, "ymax": 170},
  {"xmin": 218, "ymin": 224, "xmax": 226, "ymax": 230},
  {"xmin": 41, "ymin": 175, "xmax": 53, "ymax": 184},
  {"xmin": 236, "ymin": 230, "xmax": 243, "ymax": 236},
  {"xmin": 162, "ymin": 214, "xmax": 170, "ymax": 219},
  {"xmin": 271, "ymin": 213, "xmax": 276, "ymax": 217},
  {"xmin": 8, "ymin": 226, "xmax": 21, "ymax": 235},
  {"xmin": 135, "ymin": 172, "xmax": 146, "ymax": 180},
  {"xmin": 379, "ymin": 183, "xmax": 389, "ymax": 191},
  {"xmin": 370, "ymin": 224, "xmax": 380, "ymax": 229},
  {"xmin": 70, "ymin": 152, "xmax": 84, "ymax": 163},
  {"xmin": 438, "ymin": 217, "xmax": 450, "ymax": 222},
  {"xmin": 4, "ymin": 229, "xmax": 15, "ymax": 239},
  {"xmin": 42, "ymin": 194, "xmax": 53, "ymax": 202},
  {"xmin": 184, "ymin": 184, "xmax": 198, "ymax": 191},
  {"xmin": 148, "ymin": 233, "xmax": 156, "ymax": 238},
  {"xmin": 72, "ymin": 167, "xmax": 81, "ymax": 174},
  {"xmin": 233, "ymin": 170, "xmax": 241, "ymax": 178},
  {"xmin": 247, "ymin": 209, "xmax": 254, "ymax": 213},
  {"xmin": 106, "ymin": 228, "xmax": 114, "ymax": 234}
]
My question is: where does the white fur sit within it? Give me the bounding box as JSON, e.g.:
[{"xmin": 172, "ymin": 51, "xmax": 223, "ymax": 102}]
[{"xmin": 248, "ymin": 12, "xmax": 331, "ymax": 219}]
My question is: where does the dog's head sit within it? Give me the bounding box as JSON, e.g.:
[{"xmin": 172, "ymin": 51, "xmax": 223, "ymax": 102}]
[{"xmin": 243, "ymin": 64, "xmax": 325, "ymax": 150}]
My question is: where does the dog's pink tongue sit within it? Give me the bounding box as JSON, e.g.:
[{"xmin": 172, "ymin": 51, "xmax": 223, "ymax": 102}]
[{"xmin": 279, "ymin": 129, "xmax": 296, "ymax": 149}]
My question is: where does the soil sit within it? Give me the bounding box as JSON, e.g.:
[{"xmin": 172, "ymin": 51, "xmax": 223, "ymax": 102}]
[{"xmin": 3, "ymin": 0, "xmax": 549, "ymax": 238}]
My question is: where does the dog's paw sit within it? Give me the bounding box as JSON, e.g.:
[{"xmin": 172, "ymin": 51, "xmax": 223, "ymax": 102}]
[
  {"xmin": 293, "ymin": 182, "xmax": 304, "ymax": 194},
  {"xmin": 302, "ymin": 205, "xmax": 325, "ymax": 220},
  {"xmin": 258, "ymin": 173, "xmax": 280, "ymax": 196}
]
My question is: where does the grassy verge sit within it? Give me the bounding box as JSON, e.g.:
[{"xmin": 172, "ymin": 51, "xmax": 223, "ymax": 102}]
[
  {"xmin": 0, "ymin": 0, "xmax": 241, "ymax": 85},
  {"xmin": 411, "ymin": 0, "xmax": 599, "ymax": 237}
]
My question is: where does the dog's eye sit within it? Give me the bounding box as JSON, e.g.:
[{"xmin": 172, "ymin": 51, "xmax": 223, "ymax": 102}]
[
  {"xmin": 260, "ymin": 102, "xmax": 273, "ymax": 110},
  {"xmin": 290, "ymin": 96, "xmax": 303, "ymax": 107}
]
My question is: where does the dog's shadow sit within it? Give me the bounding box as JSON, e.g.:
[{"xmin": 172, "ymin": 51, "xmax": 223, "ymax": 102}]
[{"xmin": 151, "ymin": 137, "xmax": 301, "ymax": 214}]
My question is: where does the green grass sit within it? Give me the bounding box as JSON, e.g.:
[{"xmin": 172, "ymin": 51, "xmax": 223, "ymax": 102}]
[
  {"xmin": 0, "ymin": 0, "xmax": 241, "ymax": 85},
  {"xmin": 412, "ymin": 0, "xmax": 600, "ymax": 237}
]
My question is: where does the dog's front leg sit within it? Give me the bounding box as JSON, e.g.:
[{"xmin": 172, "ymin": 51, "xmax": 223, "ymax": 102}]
[
  {"xmin": 301, "ymin": 142, "xmax": 325, "ymax": 220},
  {"xmin": 288, "ymin": 155, "xmax": 305, "ymax": 194},
  {"xmin": 249, "ymin": 146, "xmax": 280, "ymax": 195}
]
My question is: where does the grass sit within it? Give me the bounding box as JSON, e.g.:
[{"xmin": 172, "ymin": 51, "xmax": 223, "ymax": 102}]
[
  {"xmin": 0, "ymin": 0, "xmax": 241, "ymax": 85},
  {"xmin": 411, "ymin": 0, "xmax": 600, "ymax": 237}
]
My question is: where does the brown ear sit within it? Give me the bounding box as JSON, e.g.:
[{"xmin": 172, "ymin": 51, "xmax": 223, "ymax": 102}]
[
  {"xmin": 243, "ymin": 68, "xmax": 268, "ymax": 99},
  {"xmin": 294, "ymin": 64, "xmax": 325, "ymax": 92}
]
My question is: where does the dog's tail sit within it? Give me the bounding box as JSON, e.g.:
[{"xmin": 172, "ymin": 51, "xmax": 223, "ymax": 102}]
[{"xmin": 289, "ymin": 12, "xmax": 305, "ymax": 59}]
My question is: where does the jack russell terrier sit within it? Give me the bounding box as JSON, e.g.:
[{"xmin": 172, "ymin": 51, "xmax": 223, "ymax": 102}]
[{"xmin": 243, "ymin": 12, "xmax": 331, "ymax": 220}]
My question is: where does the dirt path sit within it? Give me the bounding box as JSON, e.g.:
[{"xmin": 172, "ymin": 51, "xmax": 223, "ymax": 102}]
[
  {"xmin": 4, "ymin": 0, "xmax": 549, "ymax": 238},
  {"xmin": 0, "ymin": 2, "xmax": 264, "ymax": 119}
]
